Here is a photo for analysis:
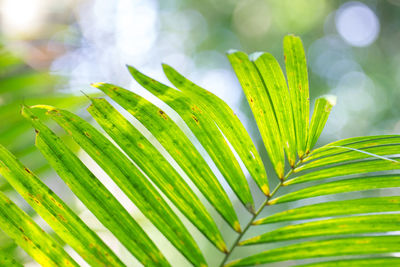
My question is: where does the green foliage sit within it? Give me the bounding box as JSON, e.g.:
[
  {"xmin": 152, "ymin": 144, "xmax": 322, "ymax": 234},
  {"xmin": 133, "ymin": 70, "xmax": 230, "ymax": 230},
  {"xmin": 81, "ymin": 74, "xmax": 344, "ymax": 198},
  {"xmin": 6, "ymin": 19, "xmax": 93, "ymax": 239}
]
[{"xmin": 1, "ymin": 34, "xmax": 399, "ymax": 266}]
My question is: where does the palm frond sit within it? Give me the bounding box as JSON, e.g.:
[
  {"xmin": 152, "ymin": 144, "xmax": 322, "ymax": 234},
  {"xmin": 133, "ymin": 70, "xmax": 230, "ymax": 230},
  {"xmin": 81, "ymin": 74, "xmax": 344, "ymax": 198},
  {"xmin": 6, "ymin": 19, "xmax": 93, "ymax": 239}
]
[{"xmin": 0, "ymin": 34, "xmax": 399, "ymax": 266}]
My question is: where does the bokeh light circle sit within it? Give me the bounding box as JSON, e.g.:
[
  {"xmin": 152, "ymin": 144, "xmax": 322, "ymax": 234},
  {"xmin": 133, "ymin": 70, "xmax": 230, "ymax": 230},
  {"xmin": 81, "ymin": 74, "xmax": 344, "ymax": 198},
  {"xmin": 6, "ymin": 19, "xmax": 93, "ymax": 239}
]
[{"xmin": 335, "ymin": 1, "xmax": 380, "ymax": 47}]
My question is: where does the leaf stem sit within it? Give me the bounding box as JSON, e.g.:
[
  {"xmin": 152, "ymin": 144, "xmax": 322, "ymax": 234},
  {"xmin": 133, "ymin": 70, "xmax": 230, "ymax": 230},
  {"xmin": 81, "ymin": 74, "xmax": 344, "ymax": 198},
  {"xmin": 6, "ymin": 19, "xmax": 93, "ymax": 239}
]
[{"xmin": 218, "ymin": 163, "xmax": 300, "ymax": 266}]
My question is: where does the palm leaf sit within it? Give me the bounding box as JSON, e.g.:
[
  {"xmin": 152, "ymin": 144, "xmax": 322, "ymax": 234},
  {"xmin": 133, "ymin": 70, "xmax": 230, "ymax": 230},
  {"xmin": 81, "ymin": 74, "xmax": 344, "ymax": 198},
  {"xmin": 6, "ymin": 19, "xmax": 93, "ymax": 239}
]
[
  {"xmin": 0, "ymin": 34, "xmax": 399, "ymax": 266},
  {"xmin": 162, "ymin": 63, "xmax": 270, "ymax": 196},
  {"xmin": 30, "ymin": 105, "xmax": 206, "ymax": 266},
  {"xmin": 0, "ymin": 190, "xmax": 78, "ymax": 267},
  {"xmin": 127, "ymin": 65, "xmax": 254, "ymax": 212},
  {"xmin": 92, "ymin": 82, "xmax": 241, "ymax": 233}
]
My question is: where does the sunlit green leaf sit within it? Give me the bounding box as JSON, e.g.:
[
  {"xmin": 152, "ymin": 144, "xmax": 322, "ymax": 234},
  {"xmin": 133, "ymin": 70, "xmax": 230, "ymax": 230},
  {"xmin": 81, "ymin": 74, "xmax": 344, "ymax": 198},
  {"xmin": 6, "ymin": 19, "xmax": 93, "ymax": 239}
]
[
  {"xmin": 88, "ymin": 97, "xmax": 227, "ymax": 253},
  {"xmin": 226, "ymin": 236, "xmax": 400, "ymax": 266},
  {"xmin": 254, "ymin": 196, "xmax": 400, "ymax": 224},
  {"xmin": 92, "ymin": 82, "xmax": 241, "ymax": 233},
  {"xmin": 305, "ymin": 135, "xmax": 400, "ymax": 162},
  {"xmin": 0, "ymin": 143, "xmax": 125, "ymax": 267},
  {"xmin": 287, "ymin": 158, "xmax": 400, "ymax": 185},
  {"xmin": 241, "ymin": 214, "xmax": 400, "ymax": 245},
  {"xmin": 22, "ymin": 106, "xmax": 169, "ymax": 266},
  {"xmin": 127, "ymin": 65, "xmax": 254, "ymax": 212},
  {"xmin": 305, "ymin": 95, "xmax": 336, "ymax": 154},
  {"xmin": 299, "ymin": 144, "xmax": 400, "ymax": 172},
  {"xmin": 272, "ymin": 175, "xmax": 400, "ymax": 204},
  {"xmin": 0, "ymin": 191, "xmax": 78, "ymax": 267},
  {"xmin": 252, "ymin": 52, "xmax": 297, "ymax": 167},
  {"xmin": 162, "ymin": 63, "xmax": 270, "ymax": 196},
  {"xmin": 299, "ymin": 257, "xmax": 400, "ymax": 266},
  {"xmin": 284, "ymin": 35, "xmax": 310, "ymax": 159},
  {"xmin": 228, "ymin": 51, "xmax": 285, "ymax": 178},
  {"xmin": 34, "ymin": 105, "xmax": 206, "ymax": 266}
]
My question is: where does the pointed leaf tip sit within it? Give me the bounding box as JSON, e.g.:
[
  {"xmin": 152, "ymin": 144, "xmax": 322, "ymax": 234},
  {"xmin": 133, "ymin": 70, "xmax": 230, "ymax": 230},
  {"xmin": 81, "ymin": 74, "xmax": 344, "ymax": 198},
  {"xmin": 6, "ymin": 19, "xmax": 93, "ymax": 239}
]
[
  {"xmin": 248, "ymin": 52, "xmax": 264, "ymax": 61},
  {"xmin": 91, "ymin": 82, "xmax": 105, "ymax": 88},
  {"xmin": 226, "ymin": 49, "xmax": 239, "ymax": 55},
  {"xmin": 323, "ymin": 94, "xmax": 337, "ymax": 106}
]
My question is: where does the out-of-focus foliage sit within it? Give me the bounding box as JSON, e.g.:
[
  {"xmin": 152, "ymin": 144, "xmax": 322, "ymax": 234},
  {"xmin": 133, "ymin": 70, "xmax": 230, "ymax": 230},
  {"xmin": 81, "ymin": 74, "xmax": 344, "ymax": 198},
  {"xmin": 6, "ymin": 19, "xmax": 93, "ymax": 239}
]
[
  {"xmin": 1, "ymin": 0, "xmax": 399, "ymax": 140},
  {"xmin": 0, "ymin": 45, "xmax": 90, "ymax": 265},
  {"xmin": 0, "ymin": 47, "xmax": 88, "ymax": 187}
]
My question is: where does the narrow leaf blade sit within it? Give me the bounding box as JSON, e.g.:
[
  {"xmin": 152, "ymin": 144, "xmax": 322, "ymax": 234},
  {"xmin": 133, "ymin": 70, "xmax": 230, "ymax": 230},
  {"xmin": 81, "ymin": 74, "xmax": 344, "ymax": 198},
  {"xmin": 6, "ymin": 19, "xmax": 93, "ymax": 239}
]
[
  {"xmin": 305, "ymin": 95, "xmax": 336, "ymax": 153},
  {"xmin": 0, "ymin": 191, "xmax": 78, "ymax": 267},
  {"xmin": 162, "ymin": 63, "xmax": 270, "ymax": 195},
  {"xmin": 0, "ymin": 143, "xmax": 125, "ymax": 267},
  {"xmin": 287, "ymin": 158, "xmax": 400, "ymax": 185},
  {"xmin": 92, "ymin": 82, "xmax": 241, "ymax": 233},
  {"xmin": 299, "ymin": 257, "xmax": 400, "ymax": 266},
  {"xmin": 305, "ymin": 135, "xmax": 400, "ymax": 162},
  {"xmin": 228, "ymin": 51, "xmax": 285, "ymax": 178},
  {"xmin": 226, "ymin": 236, "xmax": 400, "ymax": 266},
  {"xmin": 252, "ymin": 52, "xmax": 297, "ymax": 167},
  {"xmin": 88, "ymin": 97, "xmax": 227, "ymax": 253},
  {"xmin": 127, "ymin": 65, "xmax": 254, "ymax": 211},
  {"xmin": 284, "ymin": 34, "xmax": 310, "ymax": 159},
  {"xmin": 241, "ymin": 214, "xmax": 400, "ymax": 245},
  {"xmin": 272, "ymin": 175, "xmax": 400, "ymax": 205},
  {"xmin": 22, "ymin": 107, "xmax": 170, "ymax": 266},
  {"xmin": 254, "ymin": 196, "xmax": 400, "ymax": 224},
  {"xmin": 35, "ymin": 105, "xmax": 206, "ymax": 266}
]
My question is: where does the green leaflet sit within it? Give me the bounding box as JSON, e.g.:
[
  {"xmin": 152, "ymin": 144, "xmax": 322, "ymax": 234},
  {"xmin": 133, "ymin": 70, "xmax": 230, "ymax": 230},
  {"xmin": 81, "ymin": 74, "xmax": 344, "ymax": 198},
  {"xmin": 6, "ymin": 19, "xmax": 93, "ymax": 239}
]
[
  {"xmin": 284, "ymin": 35, "xmax": 310, "ymax": 159},
  {"xmin": 271, "ymin": 175, "xmax": 400, "ymax": 205},
  {"xmin": 0, "ymin": 143, "xmax": 125, "ymax": 267},
  {"xmin": 0, "ymin": 251, "xmax": 22, "ymax": 267},
  {"xmin": 22, "ymin": 107, "xmax": 169, "ymax": 266},
  {"xmin": 0, "ymin": 191, "xmax": 78, "ymax": 267},
  {"xmin": 127, "ymin": 65, "xmax": 254, "ymax": 211},
  {"xmin": 305, "ymin": 135, "xmax": 400, "ymax": 162},
  {"xmin": 254, "ymin": 196, "xmax": 400, "ymax": 224},
  {"xmin": 162, "ymin": 64, "xmax": 270, "ymax": 196},
  {"xmin": 298, "ymin": 144, "xmax": 400, "ymax": 172},
  {"xmin": 305, "ymin": 95, "xmax": 336, "ymax": 154},
  {"xmin": 92, "ymin": 82, "xmax": 241, "ymax": 233},
  {"xmin": 34, "ymin": 105, "xmax": 207, "ymax": 266},
  {"xmin": 225, "ymin": 236, "xmax": 400, "ymax": 266},
  {"xmin": 287, "ymin": 158, "xmax": 400, "ymax": 185},
  {"xmin": 227, "ymin": 51, "xmax": 285, "ymax": 178},
  {"xmin": 240, "ymin": 214, "xmax": 400, "ymax": 245},
  {"xmin": 88, "ymin": 97, "xmax": 227, "ymax": 253},
  {"xmin": 252, "ymin": 52, "xmax": 297, "ymax": 167},
  {"xmin": 299, "ymin": 257, "xmax": 400, "ymax": 266}
]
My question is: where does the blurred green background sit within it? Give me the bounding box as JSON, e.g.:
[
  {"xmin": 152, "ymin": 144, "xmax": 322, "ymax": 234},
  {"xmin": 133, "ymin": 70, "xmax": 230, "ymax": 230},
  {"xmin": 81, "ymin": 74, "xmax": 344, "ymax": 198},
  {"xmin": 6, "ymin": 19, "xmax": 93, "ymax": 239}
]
[{"xmin": 1, "ymin": 0, "xmax": 400, "ymax": 266}]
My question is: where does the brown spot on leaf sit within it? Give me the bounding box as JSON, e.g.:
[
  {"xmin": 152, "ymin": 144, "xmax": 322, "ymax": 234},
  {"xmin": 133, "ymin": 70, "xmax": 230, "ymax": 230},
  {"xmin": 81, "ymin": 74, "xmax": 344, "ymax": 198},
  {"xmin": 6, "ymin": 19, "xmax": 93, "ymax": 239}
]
[
  {"xmin": 57, "ymin": 214, "xmax": 67, "ymax": 222},
  {"xmin": 84, "ymin": 131, "xmax": 91, "ymax": 138},
  {"xmin": 191, "ymin": 105, "xmax": 202, "ymax": 113},
  {"xmin": 158, "ymin": 110, "xmax": 168, "ymax": 120},
  {"xmin": 24, "ymin": 168, "xmax": 32, "ymax": 174},
  {"xmin": 191, "ymin": 115, "xmax": 199, "ymax": 124}
]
